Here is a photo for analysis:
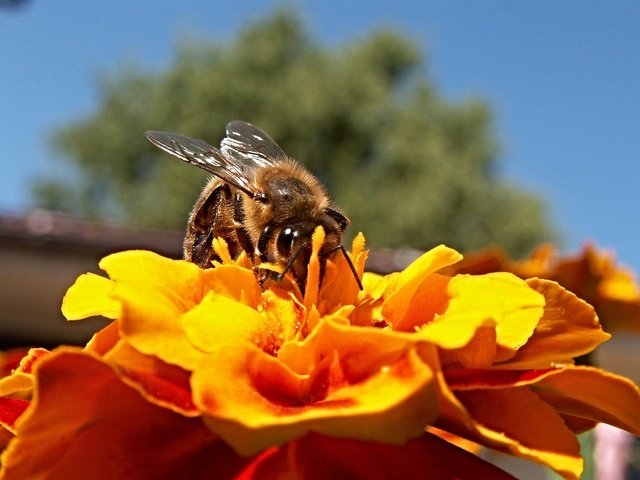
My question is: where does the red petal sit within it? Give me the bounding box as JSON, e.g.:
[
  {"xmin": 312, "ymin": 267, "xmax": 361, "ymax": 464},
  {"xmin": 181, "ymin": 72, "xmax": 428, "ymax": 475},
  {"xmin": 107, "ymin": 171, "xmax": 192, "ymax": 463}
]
[
  {"xmin": 290, "ymin": 432, "xmax": 516, "ymax": 480},
  {"xmin": 0, "ymin": 397, "xmax": 29, "ymax": 432}
]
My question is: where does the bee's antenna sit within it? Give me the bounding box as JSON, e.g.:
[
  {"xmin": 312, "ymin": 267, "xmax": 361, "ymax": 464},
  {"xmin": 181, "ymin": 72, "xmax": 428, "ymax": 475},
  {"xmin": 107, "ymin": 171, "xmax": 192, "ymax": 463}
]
[
  {"xmin": 326, "ymin": 244, "xmax": 363, "ymax": 291},
  {"xmin": 276, "ymin": 245, "xmax": 304, "ymax": 283}
]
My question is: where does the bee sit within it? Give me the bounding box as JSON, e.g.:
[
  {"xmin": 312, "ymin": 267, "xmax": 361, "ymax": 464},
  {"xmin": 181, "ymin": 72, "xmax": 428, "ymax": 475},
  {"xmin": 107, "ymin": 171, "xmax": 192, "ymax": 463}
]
[{"xmin": 145, "ymin": 120, "xmax": 362, "ymax": 291}]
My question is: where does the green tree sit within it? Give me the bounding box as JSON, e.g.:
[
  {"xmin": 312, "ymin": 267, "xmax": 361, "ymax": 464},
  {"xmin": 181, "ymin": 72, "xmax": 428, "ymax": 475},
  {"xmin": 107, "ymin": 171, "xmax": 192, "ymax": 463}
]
[{"xmin": 34, "ymin": 9, "xmax": 554, "ymax": 256}]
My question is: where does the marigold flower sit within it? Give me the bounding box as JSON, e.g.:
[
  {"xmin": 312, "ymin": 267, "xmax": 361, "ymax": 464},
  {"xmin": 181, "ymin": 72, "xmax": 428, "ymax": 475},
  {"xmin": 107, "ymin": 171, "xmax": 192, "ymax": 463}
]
[{"xmin": 0, "ymin": 231, "xmax": 638, "ymax": 480}]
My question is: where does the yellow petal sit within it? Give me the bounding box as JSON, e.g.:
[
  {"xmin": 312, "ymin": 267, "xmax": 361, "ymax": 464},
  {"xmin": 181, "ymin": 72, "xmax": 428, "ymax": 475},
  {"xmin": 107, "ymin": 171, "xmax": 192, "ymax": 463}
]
[
  {"xmin": 113, "ymin": 281, "xmax": 204, "ymax": 371},
  {"xmin": 182, "ymin": 292, "xmax": 271, "ymax": 354},
  {"xmin": 61, "ymin": 273, "xmax": 119, "ymax": 321},
  {"xmin": 361, "ymin": 272, "xmax": 384, "ymax": 294},
  {"xmin": 101, "ymin": 251, "xmax": 263, "ymax": 371},
  {"xmin": 418, "ymin": 273, "xmax": 544, "ymax": 354},
  {"xmin": 100, "ymin": 250, "xmax": 205, "ymax": 306}
]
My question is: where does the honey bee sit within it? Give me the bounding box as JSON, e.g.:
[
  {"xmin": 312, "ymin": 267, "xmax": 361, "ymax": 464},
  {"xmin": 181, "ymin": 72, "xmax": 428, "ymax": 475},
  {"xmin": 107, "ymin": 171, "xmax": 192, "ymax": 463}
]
[{"xmin": 145, "ymin": 120, "xmax": 362, "ymax": 290}]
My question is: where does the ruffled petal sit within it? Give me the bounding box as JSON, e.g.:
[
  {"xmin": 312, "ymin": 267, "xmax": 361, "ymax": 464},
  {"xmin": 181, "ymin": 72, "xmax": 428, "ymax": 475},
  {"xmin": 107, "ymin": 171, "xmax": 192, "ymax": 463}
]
[
  {"xmin": 192, "ymin": 319, "xmax": 438, "ymax": 456},
  {"xmin": 99, "ymin": 250, "xmax": 206, "ymax": 307},
  {"xmin": 104, "ymin": 341, "xmax": 197, "ymax": 416},
  {"xmin": 505, "ymin": 279, "xmax": 610, "ymax": 369},
  {"xmin": 380, "ymin": 245, "xmax": 463, "ymax": 329},
  {"xmin": 418, "ymin": 273, "xmax": 544, "ymax": 360},
  {"xmin": 436, "ymin": 380, "xmax": 583, "ymax": 480},
  {"xmin": 113, "ymin": 280, "xmax": 205, "ymax": 371},
  {"xmin": 529, "ymin": 366, "xmax": 640, "ymax": 435},
  {"xmin": 181, "ymin": 286, "xmax": 303, "ymax": 358},
  {"xmin": 0, "ymin": 349, "xmax": 259, "ymax": 480}
]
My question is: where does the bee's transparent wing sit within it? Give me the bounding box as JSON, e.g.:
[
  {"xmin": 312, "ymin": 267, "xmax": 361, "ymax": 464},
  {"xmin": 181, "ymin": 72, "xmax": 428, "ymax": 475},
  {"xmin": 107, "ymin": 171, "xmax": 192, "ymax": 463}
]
[
  {"xmin": 221, "ymin": 120, "xmax": 286, "ymax": 167},
  {"xmin": 145, "ymin": 130, "xmax": 261, "ymax": 198}
]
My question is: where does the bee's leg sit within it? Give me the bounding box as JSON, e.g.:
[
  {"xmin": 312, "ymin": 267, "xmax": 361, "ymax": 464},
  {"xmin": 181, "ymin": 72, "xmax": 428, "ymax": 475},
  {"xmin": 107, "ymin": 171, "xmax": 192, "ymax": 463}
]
[
  {"xmin": 233, "ymin": 192, "xmax": 255, "ymax": 262},
  {"xmin": 256, "ymin": 224, "xmax": 275, "ymax": 263},
  {"xmin": 254, "ymin": 224, "xmax": 280, "ymax": 286},
  {"xmin": 185, "ymin": 184, "xmax": 232, "ymax": 268},
  {"xmin": 325, "ymin": 208, "xmax": 349, "ymax": 231}
]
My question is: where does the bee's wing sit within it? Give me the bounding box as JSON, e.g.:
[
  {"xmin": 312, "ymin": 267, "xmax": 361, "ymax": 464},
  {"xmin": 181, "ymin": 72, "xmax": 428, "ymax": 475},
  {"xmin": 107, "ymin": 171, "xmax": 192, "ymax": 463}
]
[
  {"xmin": 146, "ymin": 130, "xmax": 262, "ymax": 198},
  {"xmin": 220, "ymin": 120, "xmax": 286, "ymax": 167}
]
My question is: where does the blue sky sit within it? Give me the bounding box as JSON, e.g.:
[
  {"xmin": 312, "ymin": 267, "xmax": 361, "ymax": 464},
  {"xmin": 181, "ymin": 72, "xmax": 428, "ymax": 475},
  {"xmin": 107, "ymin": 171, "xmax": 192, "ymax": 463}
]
[{"xmin": 2, "ymin": 1, "xmax": 639, "ymax": 271}]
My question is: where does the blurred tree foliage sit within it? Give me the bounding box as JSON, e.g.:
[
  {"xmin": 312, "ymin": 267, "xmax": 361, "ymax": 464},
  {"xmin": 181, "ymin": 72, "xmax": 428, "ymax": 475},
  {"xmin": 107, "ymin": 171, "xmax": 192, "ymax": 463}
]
[{"xmin": 34, "ymin": 9, "xmax": 554, "ymax": 256}]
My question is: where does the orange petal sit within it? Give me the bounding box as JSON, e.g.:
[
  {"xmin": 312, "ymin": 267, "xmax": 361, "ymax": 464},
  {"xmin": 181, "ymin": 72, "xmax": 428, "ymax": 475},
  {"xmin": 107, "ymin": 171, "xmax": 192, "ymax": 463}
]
[
  {"xmin": 505, "ymin": 279, "xmax": 610, "ymax": 369},
  {"xmin": 61, "ymin": 273, "xmax": 119, "ymax": 321},
  {"xmin": 393, "ymin": 273, "xmax": 451, "ymax": 332},
  {"xmin": 451, "ymin": 387, "xmax": 583, "ymax": 480},
  {"xmin": 529, "ymin": 366, "xmax": 640, "ymax": 435},
  {"xmin": 318, "ymin": 233, "xmax": 368, "ymax": 314},
  {"xmin": 361, "ymin": 271, "xmax": 384, "ymax": 294},
  {"xmin": 0, "ymin": 348, "xmax": 49, "ymax": 398},
  {"xmin": 444, "ymin": 365, "xmax": 640, "ymax": 436},
  {"xmin": 598, "ymin": 258, "xmax": 640, "ymax": 301},
  {"xmin": 201, "ymin": 264, "xmax": 262, "ymax": 307},
  {"xmin": 15, "ymin": 348, "xmax": 49, "ymax": 375},
  {"xmin": 597, "ymin": 299, "xmax": 640, "ymax": 333},
  {"xmin": 0, "ymin": 348, "xmax": 259, "ymax": 479},
  {"xmin": 431, "ymin": 360, "xmax": 587, "ymax": 480},
  {"xmin": 380, "ymin": 245, "xmax": 462, "ymax": 328},
  {"xmin": 211, "ymin": 237, "xmax": 234, "ymax": 264},
  {"xmin": 84, "ymin": 321, "xmax": 120, "ymax": 355},
  {"xmin": 192, "ymin": 320, "xmax": 438, "ymax": 456},
  {"xmin": 443, "ymin": 367, "xmax": 557, "ymax": 390},
  {"xmin": 0, "ymin": 348, "xmax": 32, "ymax": 378},
  {"xmin": 104, "ymin": 341, "xmax": 197, "ymax": 416},
  {"xmin": 96, "ymin": 251, "xmax": 209, "ymax": 369},
  {"xmin": 303, "ymin": 226, "xmax": 325, "ymax": 314},
  {"xmin": 278, "ymin": 315, "xmax": 424, "ymax": 377},
  {"xmin": 289, "ymin": 432, "xmax": 516, "ymax": 480}
]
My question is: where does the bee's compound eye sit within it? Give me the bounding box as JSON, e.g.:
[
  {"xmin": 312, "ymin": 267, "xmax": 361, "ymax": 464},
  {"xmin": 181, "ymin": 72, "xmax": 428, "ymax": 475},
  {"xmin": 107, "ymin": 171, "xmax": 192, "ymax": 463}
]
[{"xmin": 277, "ymin": 227, "xmax": 296, "ymax": 257}]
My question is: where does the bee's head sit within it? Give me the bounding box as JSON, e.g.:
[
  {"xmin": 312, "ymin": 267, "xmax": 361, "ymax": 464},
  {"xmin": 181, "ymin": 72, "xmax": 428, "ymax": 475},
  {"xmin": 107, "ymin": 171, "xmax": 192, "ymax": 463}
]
[
  {"xmin": 275, "ymin": 218, "xmax": 360, "ymax": 291},
  {"xmin": 275, "ymin": 223, "xmax": 313, "ymax": 283}
]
